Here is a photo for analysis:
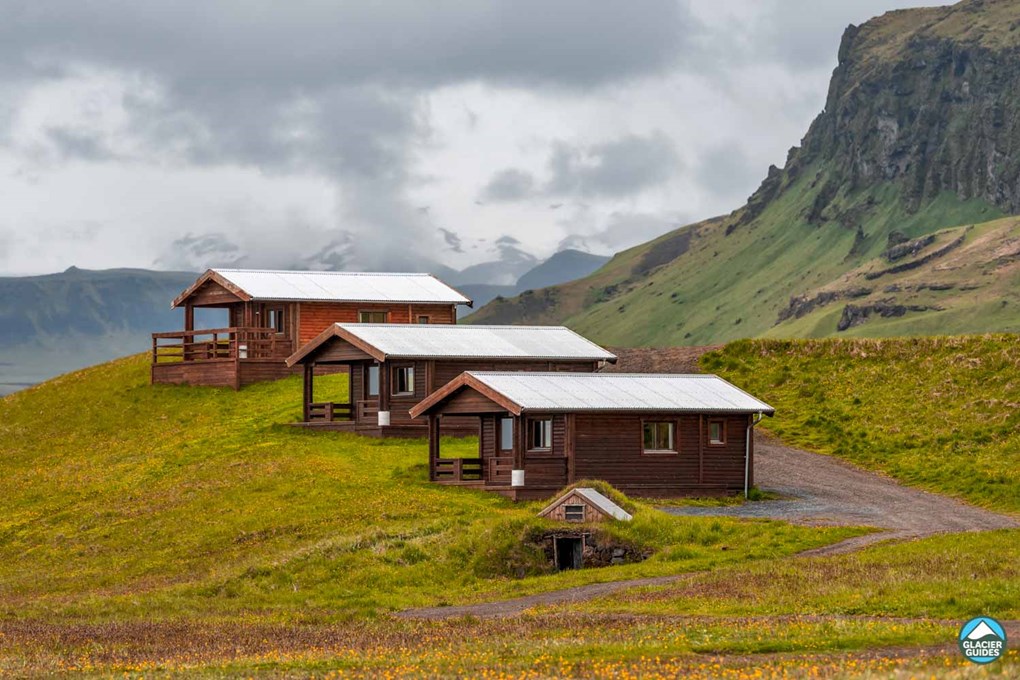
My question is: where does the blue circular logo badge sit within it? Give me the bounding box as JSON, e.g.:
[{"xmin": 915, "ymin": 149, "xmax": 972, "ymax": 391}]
[{"xmin": 959, "ymin": 617, "xmax": 1007, "ymax": 664}]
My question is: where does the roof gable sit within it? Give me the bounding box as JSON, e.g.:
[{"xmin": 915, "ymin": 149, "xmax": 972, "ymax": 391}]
[
  {"xmin": 539, "ymin": 488, "xmax": 633, "ymax": 522},
  {"xmin": 409, "ymin": 373, "xmax": 523, "ymax": 419},
  {"xmin": 288, "ymin": 323, "xmax": 616, "ymax": 366},
  {"xmin": 451, "ymin": 372, "xmax": 775, "ymax": 415}
]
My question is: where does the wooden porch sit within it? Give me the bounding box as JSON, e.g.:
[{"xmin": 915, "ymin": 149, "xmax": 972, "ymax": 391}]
[{"xmin": 151, "ymin": 327, "xmax": 296, "ymax": 389}]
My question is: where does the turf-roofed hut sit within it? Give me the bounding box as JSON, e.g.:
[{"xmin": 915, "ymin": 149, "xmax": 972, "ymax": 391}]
[
  {"xmin": 151, "ymin": 269, "xmax": 471, "ymax": 389},
  {"xmin": 285, "ymin": 324, "xmax": 617, "ymax": 438},
  {"xmin": 410, "ymin": 372, "xmax": 775, "ymax": 500}
]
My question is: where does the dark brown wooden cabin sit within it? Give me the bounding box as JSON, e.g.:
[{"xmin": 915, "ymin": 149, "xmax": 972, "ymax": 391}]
[
  {"xmin": 410, "ymin": 372, "xmax": 775, "ymax": 500},
  {"xmin": 285, "ymin": 324, "xmax": 617, "ymax": 437},
  {"xmin": 151, "ymin": 268, "xmax": 470, "ymax": 389}
]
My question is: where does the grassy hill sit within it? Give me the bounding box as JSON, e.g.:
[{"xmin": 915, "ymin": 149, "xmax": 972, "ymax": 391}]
[
  {"xmin": 702, "ymin": 334, "xmax": 1020, "ymax": 513},
  {"xmin": 0, "ymin": 356, "xmax": 851, "ymax": 624},
  {"xmin": 1, "ymin": 336, "xmax": 1018, "ymax": 675},
  {"xmin": 469, "ymin": 0, "xmax": 1020, "ymax": 345}
]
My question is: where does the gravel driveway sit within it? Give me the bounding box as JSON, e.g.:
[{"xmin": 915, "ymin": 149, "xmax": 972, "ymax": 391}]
[{"xmin": 662, "ymin": 434, "xmax": 1018, "ymax": 555}]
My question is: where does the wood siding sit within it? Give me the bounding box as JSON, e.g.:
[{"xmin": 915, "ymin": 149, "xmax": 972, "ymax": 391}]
[
  {"xmin": 542, "ymin": 491, "xmax": 608, "ymax": 522},
  {"xmin": 431, "ymin": 360, "xmax": 597, "ymax": 390},
  {"xmin": 151, "ymin": 358, "xmax": 298, "ymax": 389},
  {"xmin": 296, "ymin": 302, "xmax": 456, "ymax": 345},
  {"xmin": 573, "ymin": 413, "xmax": 749, "ymax": 494},
  {"xmin": 458, "ymin": 410, "xmax": 752, "ymax": 498}
]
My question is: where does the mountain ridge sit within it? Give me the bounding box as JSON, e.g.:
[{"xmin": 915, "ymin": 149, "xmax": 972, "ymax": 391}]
[{"xmin": 467, "ymin": 0, "xmax": 1020, "ymax": 344}]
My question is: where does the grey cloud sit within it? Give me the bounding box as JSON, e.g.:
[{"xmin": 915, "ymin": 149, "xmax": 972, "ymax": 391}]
[
  {"xmin": 481, "ymin": 132, "xmax": 681, "ymax": 204},
  {"xmin": 0, "ymin": 1, "xmax": 696, "ymax": 272},
  {"xmin": 438, "ymin": 228, "xmax": 464, "ymax": 253},
  {"xmin": 742, "ymin": 0, "xmax": 930, "ymax": 71},
  {"xmin": 154, "ymin": 233, "xmax": 244, "ymax": 271},
  {"xmin": 546, "ymin": 132, "xmax": 681, "ymax": 197},
  {"xmin": 558, "ymin": 211, "xmax": 681, "ymax": 253},
  {"xmin": 480, "ymin": 168, "xmax": 536, "ymax": 202},
  {"xmin": 45, "ymin": 127, "xmax": 116, "ymax": 162},
  {"xmin": 0, "ymin": 1, "xmax": 692, "ymax": 90},
  {"xmin": 696, "ymin": 142, "xmax": 763, "ymax": 202}
]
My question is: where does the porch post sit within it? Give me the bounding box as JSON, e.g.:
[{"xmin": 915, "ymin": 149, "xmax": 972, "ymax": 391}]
[
  {"xmin": 378, "ymin": 360, "xmax": 391, "ymax": 427},
  {"xmin": 184, "ymin": 303, "xmax": 194, "ymax": 332},
  {"xmin": 511, "ymin": 414, "xmax": 525, "ymax": 488},
  {"xmin": 428, "ymin": 414, "xmax": 440, "ymax": 481},
  {"xmin": 303, "ymin": 363, "xmax": 314, "ymax": 422}
]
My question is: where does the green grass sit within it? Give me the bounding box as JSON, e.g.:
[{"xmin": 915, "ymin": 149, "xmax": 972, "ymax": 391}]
[
  {"xmin": 702, "ymin": 335, "xmax": 1020, "ymax": 514},
  {"xmin": 2, "ymin": 341, "xmax": 1018, "ymax": 676},
  {"xmin": 562, "ymin": 529, "xmax": 1020, "ymax": 620},
  {"xmin": 0, "ymin": 355, "xmax": 857, "ymax": 624}
]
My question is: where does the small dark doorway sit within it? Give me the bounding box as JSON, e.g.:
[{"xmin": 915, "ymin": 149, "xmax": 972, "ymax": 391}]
[{"xmin": 555, "ymin": 537, "xmax": 583, "ymax": 570}]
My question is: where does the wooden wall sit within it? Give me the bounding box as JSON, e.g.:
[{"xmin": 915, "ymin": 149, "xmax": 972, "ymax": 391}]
[
  {"xmin": 296, "ymin": 302, "xmax": 457, "ymax": 344},
  {"xmin": 468, "ymin": 411, "xmax": 752, "ymax": 496},
  {"xmin": 543, "ymin": 491, "xmax": 607, "ymax": 522},
  {"xmin": 431, "ymin": 360, "xmax": 597, "ymax": 389},
  {"xmin": 152, "ymin": 359, "xmax": 298, "ymax": 389},
  {"xmin": 573, "ymin": 413, "xmax": 750, "ymax": 494}
]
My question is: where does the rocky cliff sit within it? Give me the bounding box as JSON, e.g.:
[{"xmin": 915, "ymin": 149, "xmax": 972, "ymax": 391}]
[{"xmin": 469, "ymin": 0, "xmax": 1020, "ymax": 344}]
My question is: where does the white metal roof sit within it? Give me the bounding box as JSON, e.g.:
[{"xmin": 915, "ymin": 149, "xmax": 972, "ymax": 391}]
[
  {"xmin": 212, "ymin": 269, "xmax": 471, "ymax": 304},
  {"xmin": 539, "ymin": 487, "xmax": 633, "ymax": 521},
  {"xmin": 334, "ymin": 324, "xmax": 616, "ymax": 361},
  {"xmin": 574, "ymin": 489, "xmax": 633, "ymax": 521},
  {"xmin": 465, "ymin": 372, "xmax": 775, "ymax": 414}
]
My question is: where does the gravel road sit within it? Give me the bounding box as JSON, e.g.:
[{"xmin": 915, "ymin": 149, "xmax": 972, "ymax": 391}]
[{"xmin": 662, "ymin": 434, "xmax": 1018, "ymax": 555}]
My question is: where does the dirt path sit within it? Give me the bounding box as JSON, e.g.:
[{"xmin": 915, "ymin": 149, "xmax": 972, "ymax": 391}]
[
  {"xmin": 662, "ymin": 434, "xmax": 1018, "ymax": 555},
  {"xmin": 400, "ymin": 435, "xmax": 1016, "ymax": 620}
]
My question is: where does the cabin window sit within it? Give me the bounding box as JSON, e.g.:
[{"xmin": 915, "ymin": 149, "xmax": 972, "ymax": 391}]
[
  {"xmin": 564, "ymin": 504, "xmax": 586, "ymax": 522},
  {"xmin": 359, "ymin": 311, "xmax": 388, "ymax": 323},
  {"xmin": 366, "ymin": 365, "xmax": 380, "ymax": 397},
  {"xmin": 266, "ymin": 307, "xmax": 285, "ymax": 334},
  {"xmin": 643, "ymin": 421, "xmax": 676, "ymax": 453},
  {"xmin": 528, "ymin": 418, "xmax": 553, "ymax": 451},
  {"xmin": 417, "ymin": 315, "xmax": 430, "ymax": 324},
  {"xmin": 708, "ymin": 419, "xmax": 726, "ymax": 446},
  {"xmin": 499, "ymin": 417, "xmax": 514, "ymax": 451},
  {"xmin": 393, "ymin": 366, "xmax": 415, "ymax": 395}
]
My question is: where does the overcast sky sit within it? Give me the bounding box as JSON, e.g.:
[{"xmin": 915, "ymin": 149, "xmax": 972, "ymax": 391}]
[{"xmin": 0, "ymin": 0, "xmax": 936, "ymax": 277}]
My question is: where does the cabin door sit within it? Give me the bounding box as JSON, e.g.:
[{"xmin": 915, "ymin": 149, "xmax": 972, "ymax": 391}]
[
  {"xmin": 485, "ymin": 416, "xmax": 514, "ymax": 484},
  {"xmin": 356, "ymin": 364, "xmax": 381, "ymax": 422}
]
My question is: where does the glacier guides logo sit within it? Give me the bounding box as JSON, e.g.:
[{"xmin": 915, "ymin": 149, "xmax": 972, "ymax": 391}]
[{"xmin": 958, "ymin": 616, "xmax": 1006, "ymax": 664}]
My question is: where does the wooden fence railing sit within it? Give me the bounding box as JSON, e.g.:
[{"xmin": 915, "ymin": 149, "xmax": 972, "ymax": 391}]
[
  {"xmin": 487, "ymin": 456, "xmax": 514, "ymax": 484},
  {"xmin": 434, "ymin": 457, "xmax": 484, "ymax": 482},
  {"xmin": 308, "ymin": 402, "xmax": 354, "ymax": 422},
  {"xmin": 152, "ymin": 327, "xmax": 294, "ymax": 364}
]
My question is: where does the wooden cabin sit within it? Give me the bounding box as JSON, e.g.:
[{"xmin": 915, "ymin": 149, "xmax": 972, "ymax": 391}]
[
  {"xmin": 151, "ymin": 269, "xmax": 471, "ymax": 388},
  {"xmin": 285, "ymin": 324, "xmax": 617, "ymax": 437},
  {"xmin": 410, "ymin": 372, "xmax": 775, "ymax": 500}
]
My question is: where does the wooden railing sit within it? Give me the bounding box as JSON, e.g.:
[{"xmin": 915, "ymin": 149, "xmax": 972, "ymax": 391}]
[
  {"xmin": 487, "ymin": 456, "xmax": 514, "ymax": 484},
  {"xmin": 308, "ymin": 402, "xmax": 354, "ymax": 422},
  {"xmin": 357, "ymin": 400, "xmax": 379, "ymax": 421},
  {"xmin": 434, "ymin": 457, "xmax": 484, "ymax": 482},
  {"xmin": 152, "ymin": 327, "xmax": 294, "ymax": 364}
]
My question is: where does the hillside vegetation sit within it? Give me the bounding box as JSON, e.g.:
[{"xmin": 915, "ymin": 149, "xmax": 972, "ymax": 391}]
[
  {"xmin": 470, "ymin": 0, "xmax": 1020, "ymax": 345},
  {"xmin": 0, "ymin": 356, "xmax": 852, "ymax": 623},
  {"xmin": 702, "ymin": 335, "xmax": 1020, "ymax": 513},
  {"xmin": 2, "ymin": 336, "xmax": 1019, "ymax": 675}
]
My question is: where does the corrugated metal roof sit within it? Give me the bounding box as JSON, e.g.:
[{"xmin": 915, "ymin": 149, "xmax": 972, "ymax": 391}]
[
  {"xmin": 465, "ymin": 372, "xmax": 775, "ymax": 414},
  {"xmin": 333, "ymin": 324, "xmax": 616, "ymax": 361},
  {"xmin": 212, "ymin": 269, "xmax": 470, "ymax": 304},
  {"xmin": 574, "ymin": 488, "xmax": 633, "ymax": 521}
]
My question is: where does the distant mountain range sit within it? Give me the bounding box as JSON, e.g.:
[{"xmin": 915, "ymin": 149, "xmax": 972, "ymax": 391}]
[
  {"xmin": 468, "ymin": 0, "xmax": 1020, "ymax": 343},
  {"xmin": 0, "ymin": 249, "xmax": 609, "ymax": 392}
]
